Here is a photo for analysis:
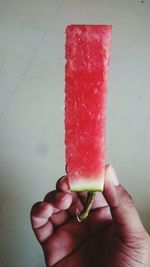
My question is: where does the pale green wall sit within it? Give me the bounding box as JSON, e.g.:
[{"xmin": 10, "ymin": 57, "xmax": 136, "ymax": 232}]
[{"xmin": 0, "ymin": 0, "xmax": 150, "ymax": 266}]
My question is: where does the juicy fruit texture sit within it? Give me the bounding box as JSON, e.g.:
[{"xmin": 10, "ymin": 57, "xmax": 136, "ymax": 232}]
[{"xmin": 65, "ymin": 25, "xmax": 112, "ymax": 192}]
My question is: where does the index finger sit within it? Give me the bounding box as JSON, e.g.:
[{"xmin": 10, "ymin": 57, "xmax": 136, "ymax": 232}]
[{"xmin": 56, "ymin": 175, "xmax": 70, "ymax": 192}]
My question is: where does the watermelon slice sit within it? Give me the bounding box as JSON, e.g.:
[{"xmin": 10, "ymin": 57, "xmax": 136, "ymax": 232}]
[{"xmin": 65, "ymin": 25, "xmax": 112, "ymax": 219}]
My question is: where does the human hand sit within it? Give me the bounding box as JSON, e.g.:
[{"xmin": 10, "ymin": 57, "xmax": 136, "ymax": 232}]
[{"xmin": 31, "ymin": 165, "xmax": 150, "ymax": 267}]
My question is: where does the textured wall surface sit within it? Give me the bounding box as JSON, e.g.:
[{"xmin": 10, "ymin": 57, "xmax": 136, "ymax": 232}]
[{"xmin": 0, "ymin": 1, "xmax": 150, "ymax": 266}]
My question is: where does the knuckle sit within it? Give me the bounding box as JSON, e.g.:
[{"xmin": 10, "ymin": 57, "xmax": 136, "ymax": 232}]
[
  {"xmin": 56, "ymin": 175, "xmax": 66, "ymax": 187},
  {"xmin": 31, "ymin": 201, "xmax": 50, "ymax": 217},
  {"xmin": 31, "ymin": 201, "xmax": 42, "ymax": 213},
  {"xmin": 44, "ymin": 190, "xmax": 56, "ymax": 202}
]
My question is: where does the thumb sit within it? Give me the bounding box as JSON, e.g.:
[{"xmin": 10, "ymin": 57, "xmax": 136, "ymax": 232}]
[{"xmin": 103, "ymin": 165, "xmax": 144, "ymax": 235}]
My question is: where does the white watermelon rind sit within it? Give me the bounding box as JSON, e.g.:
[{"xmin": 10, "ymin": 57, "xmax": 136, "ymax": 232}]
[{"xmin": 69, "ymin": 175, "xmax": 104, "ymax": 192}]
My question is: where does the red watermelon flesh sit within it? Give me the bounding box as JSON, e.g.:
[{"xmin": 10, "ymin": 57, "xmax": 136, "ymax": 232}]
[{"xmin": 65, "ymin": 25, "xmax": 112, "ymax": 192}]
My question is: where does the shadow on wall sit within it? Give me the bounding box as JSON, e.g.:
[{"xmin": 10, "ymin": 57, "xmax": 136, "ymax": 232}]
[
  {"xmin": 140, "ymin": 209, "xmax": 150, "ymax": 234},
  {"xmin": 0, "ymin": 169, "xmax": 45, "ymax": 267}
]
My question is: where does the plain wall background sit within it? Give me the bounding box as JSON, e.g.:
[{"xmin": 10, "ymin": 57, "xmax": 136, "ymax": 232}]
[{"xmin": 0, "ymin": 0, "xmax": 150, "ymax": 266}]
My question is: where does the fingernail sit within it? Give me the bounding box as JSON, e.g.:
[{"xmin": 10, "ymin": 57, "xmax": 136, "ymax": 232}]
[
  {"xmin": 55, "ymin": 192, "xmax": 67, "ymax": 201},
  {"xmin": 60, "ymin": 176, "xmax": 66, "ymax": 183},
  {"xmin": 106, "ymin": 164, "xmax": 119, "ymax": 186}
]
